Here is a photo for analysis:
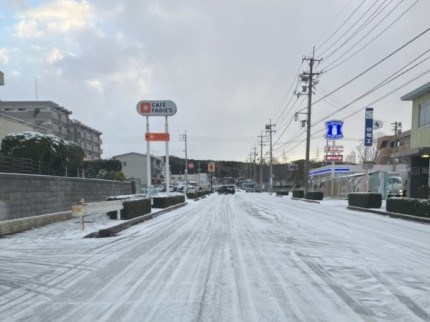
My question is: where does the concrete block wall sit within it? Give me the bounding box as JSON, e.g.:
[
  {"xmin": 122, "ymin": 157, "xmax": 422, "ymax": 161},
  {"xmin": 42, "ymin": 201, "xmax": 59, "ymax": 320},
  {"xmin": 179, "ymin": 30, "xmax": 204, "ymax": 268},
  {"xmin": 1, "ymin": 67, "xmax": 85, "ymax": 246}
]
[
  {"xmin": 0, "ymin": 173, "xmax": 133, "ymax": 221},
  {"xmin": 0, "ymin": 211, "xmax": 72, "ymax": 236}
]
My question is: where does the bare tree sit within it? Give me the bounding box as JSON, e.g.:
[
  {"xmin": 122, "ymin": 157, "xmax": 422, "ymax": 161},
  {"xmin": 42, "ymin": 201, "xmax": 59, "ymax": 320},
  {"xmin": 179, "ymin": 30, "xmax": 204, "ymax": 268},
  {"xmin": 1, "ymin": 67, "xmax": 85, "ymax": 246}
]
[
  {"xmin": 354, "ymin": 131, "xmax": 385, "ymax": 164},
  {"xmin": 344, "ymin": 150, "xmax": 357, "ymax": 164}
]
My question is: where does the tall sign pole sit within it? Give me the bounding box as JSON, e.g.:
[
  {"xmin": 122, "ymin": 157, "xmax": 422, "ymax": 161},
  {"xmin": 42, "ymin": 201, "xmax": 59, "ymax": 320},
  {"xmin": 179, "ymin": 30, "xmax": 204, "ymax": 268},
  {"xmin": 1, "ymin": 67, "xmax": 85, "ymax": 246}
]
[
  {"xmin": 146, "ymin": 116, "xmax": 151, "ymax": 189},
  {"xmin": 137, "ymin": 100, "xmax": 177, "ymax": 195},
  {"xmin": 165, "ymin": 115, "xmax": 170, "ymax": 195},
  {"xmin": 324, "ymin": 120, "xmax": 344, "ymax": 197},
  {"xmin": 364, "ymin": 107, "xmax": 374, "ymax": 192}
]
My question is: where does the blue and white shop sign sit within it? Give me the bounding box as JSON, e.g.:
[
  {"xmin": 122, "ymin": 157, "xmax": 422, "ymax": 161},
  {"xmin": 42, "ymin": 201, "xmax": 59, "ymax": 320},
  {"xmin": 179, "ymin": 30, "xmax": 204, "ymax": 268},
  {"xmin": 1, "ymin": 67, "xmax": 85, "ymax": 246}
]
[
  {"xmin": 325, "ymin": 120, "xmax": 344, "ymax": 140},
  {"xmin": 364, "ymin": 107, "xmax": 374, "ymax": 146}
]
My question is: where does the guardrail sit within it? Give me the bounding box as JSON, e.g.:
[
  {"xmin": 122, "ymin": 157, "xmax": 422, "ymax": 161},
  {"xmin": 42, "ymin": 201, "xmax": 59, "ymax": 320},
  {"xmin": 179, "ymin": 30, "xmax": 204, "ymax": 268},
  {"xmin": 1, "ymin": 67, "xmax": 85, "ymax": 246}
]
[{"xmin": 72, "ymin": 200, "xmax": 124, "ymax": 230}]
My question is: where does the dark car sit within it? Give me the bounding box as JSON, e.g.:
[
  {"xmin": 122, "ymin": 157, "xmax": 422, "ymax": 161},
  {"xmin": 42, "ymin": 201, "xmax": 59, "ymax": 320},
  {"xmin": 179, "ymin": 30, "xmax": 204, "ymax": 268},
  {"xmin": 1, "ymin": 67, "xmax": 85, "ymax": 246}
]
[{"xmin": 218, "ymin": 185, "xmax": 235, "ymax": 194}]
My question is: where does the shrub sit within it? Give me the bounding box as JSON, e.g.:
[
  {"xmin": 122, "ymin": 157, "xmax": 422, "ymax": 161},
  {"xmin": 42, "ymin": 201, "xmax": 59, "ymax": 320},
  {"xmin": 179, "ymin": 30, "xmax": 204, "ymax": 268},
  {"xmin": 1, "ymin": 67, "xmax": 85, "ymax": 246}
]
[
  {"xmin": 108, "ymin": 198, "xmax": 151, "ymax": 220},
  {"xmin": 186, "ymin": 192, "xmax": 200, "ymax": 199},
  {"xmin": 417, "ymin": 185, "xmax": 429, "ymax": 199},
  {"xmin": 348, "ymin": 193, "xmax": 382, "ymax": 208},
  {"xmin": 292, "ymin": 190, "xmax": 304, "ymax": 198},
  {"xmin": 387, "ymin": 198, "xmax": 430, "ymax": 218},
  {"xmin": 306, "ymin": 191, "xmax": 323, "ymax": 200},
  {"xmin": 152, "ymin": 195, "xmax": 185, "ymax": 208},
  {"xmin": 415, "ymin": 199, "xmax": 430, "ymax": 217},
  {"xmin": 275, "ymin": 190, "xmax": 289, "ymax": 196}
]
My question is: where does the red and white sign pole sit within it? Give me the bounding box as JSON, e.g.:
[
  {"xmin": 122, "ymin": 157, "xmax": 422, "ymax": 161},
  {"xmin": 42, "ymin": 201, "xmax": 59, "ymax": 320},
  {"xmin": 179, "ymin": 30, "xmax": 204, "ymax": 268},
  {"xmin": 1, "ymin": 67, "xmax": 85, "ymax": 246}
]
[
  {"xmin": 165, "ymin": 115, "xmax": 170, "ymax": 195},
  {"xmin": 146, "ymin": 116, "xmax": 151, "ymax": 189},
  {"xmin": 137, "ymin": 100, "xmax": 177, "ymax": 196}
]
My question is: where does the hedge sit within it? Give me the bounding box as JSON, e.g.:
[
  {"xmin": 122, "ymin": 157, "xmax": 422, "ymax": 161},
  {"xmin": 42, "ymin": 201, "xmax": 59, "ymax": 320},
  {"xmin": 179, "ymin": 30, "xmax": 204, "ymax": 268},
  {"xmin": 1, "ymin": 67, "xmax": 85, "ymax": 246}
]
[
  {"xmin": 275, "ymin": 190, "xmax": 289, "ymax": 196},
  {"xmin": 186, "ymin": 191, "xmax": 211, "ymax": 199},
  {"xmin": 292, "ymin": 190, "xmax": 304, "ymax": 198},
  {"xmin": 152, "ymin": 195, "xmax": 186, "ymax": 208},
  {"xmin": 108, "ymin": 198, "xmax": 152, "ymax": 220},
  {"xmin": 348, "ymin": 193, "xmax": 382, "ymax": 209},
  {"xmin": 306, "ymin": 191, "xmax": 324, "ymax": 200},
  {"xmin": 386, "ymin": 198, "xmax": 430, "ymax": 218}
]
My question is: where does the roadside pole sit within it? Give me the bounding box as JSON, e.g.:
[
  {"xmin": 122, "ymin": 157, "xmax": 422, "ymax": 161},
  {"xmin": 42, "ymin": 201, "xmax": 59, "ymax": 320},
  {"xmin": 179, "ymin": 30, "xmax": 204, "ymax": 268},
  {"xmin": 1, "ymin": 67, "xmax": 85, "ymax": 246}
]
[
  {"xmin": 364, "ymin": 147, "xmax": 369, "ymax": 192},
  {"xmin": 146, "ymin": 116, "xmax": 151, "ymax": 189},
  {"xmin": 137, "ymin": 100, "xmax": 177, "ymax": 196},
  {"xmin": 364, "ymin": 107, "xmax": 374, "ymax": 192},
  {"xmin": 165, "ymin": 116, "xmax": 170, "ymax": 196}
]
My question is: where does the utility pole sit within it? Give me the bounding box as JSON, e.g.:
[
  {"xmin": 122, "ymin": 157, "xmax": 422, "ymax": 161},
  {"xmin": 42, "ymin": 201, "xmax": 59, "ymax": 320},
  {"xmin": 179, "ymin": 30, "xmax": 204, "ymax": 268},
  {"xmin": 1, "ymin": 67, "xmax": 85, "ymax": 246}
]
[
  {"xmin": 180, "ymin": 131, "xmax": 188, "ymax": 193},
  {"xmin": 392, "ymin": 121, "xmax": 402, "ymax": 172},
  {"xmin": 265, "ymin": 120, "xmax": 276, "ymax": 192},
  {"xmin": 258, "ymin": 132, "xmax": 266, "ymax": 191},
  {"xmin": 299, "ymin": 47, "xmax": 322, "ymax": 195},
  {"xmin": 249, "ymin": 152, "xmax": 253, "ymax": 180},
  {"xmin": 252, "ymin": 146, "xmax": 258, "ymax": 184}
]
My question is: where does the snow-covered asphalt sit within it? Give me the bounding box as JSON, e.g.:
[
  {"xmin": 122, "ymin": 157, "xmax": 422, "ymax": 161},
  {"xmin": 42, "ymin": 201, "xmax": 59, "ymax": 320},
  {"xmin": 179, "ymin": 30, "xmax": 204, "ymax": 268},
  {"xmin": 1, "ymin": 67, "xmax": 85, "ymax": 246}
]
[{"xmin": 0, "ymin": 192, "xmax": 429, "ymax": 322}]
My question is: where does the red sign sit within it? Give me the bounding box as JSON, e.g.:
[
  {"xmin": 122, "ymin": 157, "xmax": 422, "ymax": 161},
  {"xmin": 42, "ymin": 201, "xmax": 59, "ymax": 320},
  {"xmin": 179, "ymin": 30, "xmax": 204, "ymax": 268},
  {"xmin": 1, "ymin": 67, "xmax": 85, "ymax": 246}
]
[
  {"xmin": 188, "ymin": 162, "xmax": 194, "ymax": 170},
  {"xmin": 140, "ymin": 102, "xmax": 151, "ymax": 114},
  {"xmin": 145, "ymin": 132, "xmax": 170, "ymax": 141},
  {"xmin": 324, "ymin": 145, "xmax": 344, "ymax": 153},
  {"xmin": 326, "ymin": 155, "xmax": 343, "ymax": 162}
]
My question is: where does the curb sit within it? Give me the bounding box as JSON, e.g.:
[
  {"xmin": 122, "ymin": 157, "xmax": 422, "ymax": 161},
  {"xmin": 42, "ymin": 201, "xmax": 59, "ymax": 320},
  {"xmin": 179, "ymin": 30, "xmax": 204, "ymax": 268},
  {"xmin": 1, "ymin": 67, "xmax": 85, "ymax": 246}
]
[
  {"xmin": 84, "ymin": 202, "xmax": 188, "ymax": 238},
  {"xmin": 291, "ymin": 197, "xmax": 321, "ymax": 204},
  {"xmin": 347, "ymin": 206, "xmax": 430, "ymax": 225}
]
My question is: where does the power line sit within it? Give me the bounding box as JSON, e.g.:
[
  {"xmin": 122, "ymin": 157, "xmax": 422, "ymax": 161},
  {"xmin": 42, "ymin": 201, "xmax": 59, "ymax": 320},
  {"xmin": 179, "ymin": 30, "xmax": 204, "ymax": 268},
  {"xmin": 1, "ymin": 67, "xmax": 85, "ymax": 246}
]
[
  {"xmin": 323, "ymin": 0, "xmax": 421, "ymax": 71},
  {"xmin": 315, "ymin": 27, "xmax": 430, "ymax": 107},
  {"xmin": 316, "ymin": 0, "xmax": 367, "ymax": 55},
  {"xmin": 279, "ymin": 69, "xmax": 430, "ymax": 158},
  {"xmin": 322, "ymin": 0, "xmax": 394, "ymax": 62}
]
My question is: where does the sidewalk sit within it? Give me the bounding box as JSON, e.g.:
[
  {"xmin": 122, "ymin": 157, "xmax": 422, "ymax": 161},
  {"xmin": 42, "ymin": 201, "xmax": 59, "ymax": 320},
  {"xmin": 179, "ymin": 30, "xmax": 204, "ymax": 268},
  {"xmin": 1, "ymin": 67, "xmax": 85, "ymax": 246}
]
[{"xmin": 2, "ymin": 203, "xmax": 188, "ymax": 240}]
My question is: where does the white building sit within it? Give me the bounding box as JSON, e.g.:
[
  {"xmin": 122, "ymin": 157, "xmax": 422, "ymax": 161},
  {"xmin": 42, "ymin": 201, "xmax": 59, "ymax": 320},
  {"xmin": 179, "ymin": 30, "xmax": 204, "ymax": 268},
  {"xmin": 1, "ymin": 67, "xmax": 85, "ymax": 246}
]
[{"xmin": 112, "ymin": 152, "xmax": 164, "ymax": 186}]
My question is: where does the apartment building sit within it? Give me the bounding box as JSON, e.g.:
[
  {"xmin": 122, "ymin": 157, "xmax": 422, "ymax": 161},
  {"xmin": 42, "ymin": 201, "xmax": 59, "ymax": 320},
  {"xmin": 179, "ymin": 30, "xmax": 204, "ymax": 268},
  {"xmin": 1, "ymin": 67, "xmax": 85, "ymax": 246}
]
[{"xmin": 0, "ymin": 100, "xmax": 102, "ymax": 160}]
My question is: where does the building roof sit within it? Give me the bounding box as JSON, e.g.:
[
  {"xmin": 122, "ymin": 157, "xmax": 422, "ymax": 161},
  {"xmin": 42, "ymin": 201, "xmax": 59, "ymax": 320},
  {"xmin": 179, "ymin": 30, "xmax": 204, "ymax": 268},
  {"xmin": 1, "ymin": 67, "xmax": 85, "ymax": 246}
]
[
  {"xmin": 112, "ymin": 152, "xmax": 147, "ymax": 158},
  {"xmin": 0, "ymin": 100, "xmax": 72, "ymax": 114},
  {"xmin": 70, "ymin": 119, "xmax": 102, "ymax": 135},
  {"xmin": 401, "ymin": 82, "xmax": 430, "ymax": 101},
  {"xmin": 0, "ymin": 112, "xmax": 48, "ymax": 133}
]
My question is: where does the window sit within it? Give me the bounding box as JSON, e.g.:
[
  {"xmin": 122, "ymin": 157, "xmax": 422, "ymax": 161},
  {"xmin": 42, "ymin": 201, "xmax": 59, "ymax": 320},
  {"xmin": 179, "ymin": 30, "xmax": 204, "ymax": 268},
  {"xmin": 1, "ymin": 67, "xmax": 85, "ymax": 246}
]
[{"xmin": 418, "ymin": 101, "xmax": 430, "ymax": 128}]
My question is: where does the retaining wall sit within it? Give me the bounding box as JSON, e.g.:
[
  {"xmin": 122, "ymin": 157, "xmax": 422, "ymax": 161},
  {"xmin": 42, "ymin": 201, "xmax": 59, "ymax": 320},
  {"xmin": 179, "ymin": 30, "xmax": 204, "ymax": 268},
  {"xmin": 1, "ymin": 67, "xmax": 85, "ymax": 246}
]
[
  {"xmin": 0, "ymin": 173, "xmax": 133, "ymax": 221},
  {"xmin": 0, "ymin": 211, "xmax": 72, "ymax": 236}
]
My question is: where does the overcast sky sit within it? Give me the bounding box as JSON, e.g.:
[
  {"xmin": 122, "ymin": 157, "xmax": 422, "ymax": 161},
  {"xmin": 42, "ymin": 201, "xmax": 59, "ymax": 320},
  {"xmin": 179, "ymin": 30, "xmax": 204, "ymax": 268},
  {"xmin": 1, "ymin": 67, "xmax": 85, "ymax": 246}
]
[{"xmin": 1, "ymin": 0, "xmax": 429, "ymax": 163}]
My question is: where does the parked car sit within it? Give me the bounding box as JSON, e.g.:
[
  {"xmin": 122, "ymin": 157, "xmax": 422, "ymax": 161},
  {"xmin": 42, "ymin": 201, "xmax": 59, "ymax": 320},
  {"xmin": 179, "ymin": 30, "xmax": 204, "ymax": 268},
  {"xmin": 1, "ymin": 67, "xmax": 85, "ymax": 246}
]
[
  {"xmin": 387, "ymin": 175, "xmax": 405, "ymax": 197},
  {"xmin": 218, "ymin": 185, "xmax": 235, "ymax": 194},
  {"xmin": 243, "ymin": 183, "xmax": 256, "ymax": 192},
  {"xmin": 186, "ymin": 185, "xmax": 198, "ymax": 193}
]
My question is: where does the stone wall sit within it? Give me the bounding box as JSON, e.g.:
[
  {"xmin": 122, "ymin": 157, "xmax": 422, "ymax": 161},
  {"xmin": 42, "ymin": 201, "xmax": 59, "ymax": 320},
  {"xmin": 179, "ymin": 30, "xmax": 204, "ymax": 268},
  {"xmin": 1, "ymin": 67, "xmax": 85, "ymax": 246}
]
[{"xmin": 0, "ymin": 173, "xmax": 133, "ymax": 221}]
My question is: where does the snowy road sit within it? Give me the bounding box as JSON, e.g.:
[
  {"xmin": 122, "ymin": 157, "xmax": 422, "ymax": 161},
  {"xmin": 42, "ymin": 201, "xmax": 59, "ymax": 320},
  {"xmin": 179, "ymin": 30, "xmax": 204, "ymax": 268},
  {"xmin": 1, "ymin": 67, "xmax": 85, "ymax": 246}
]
[{"xmin": 1, "ymin": 192, "xmax": 430, "ymax": 321}]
